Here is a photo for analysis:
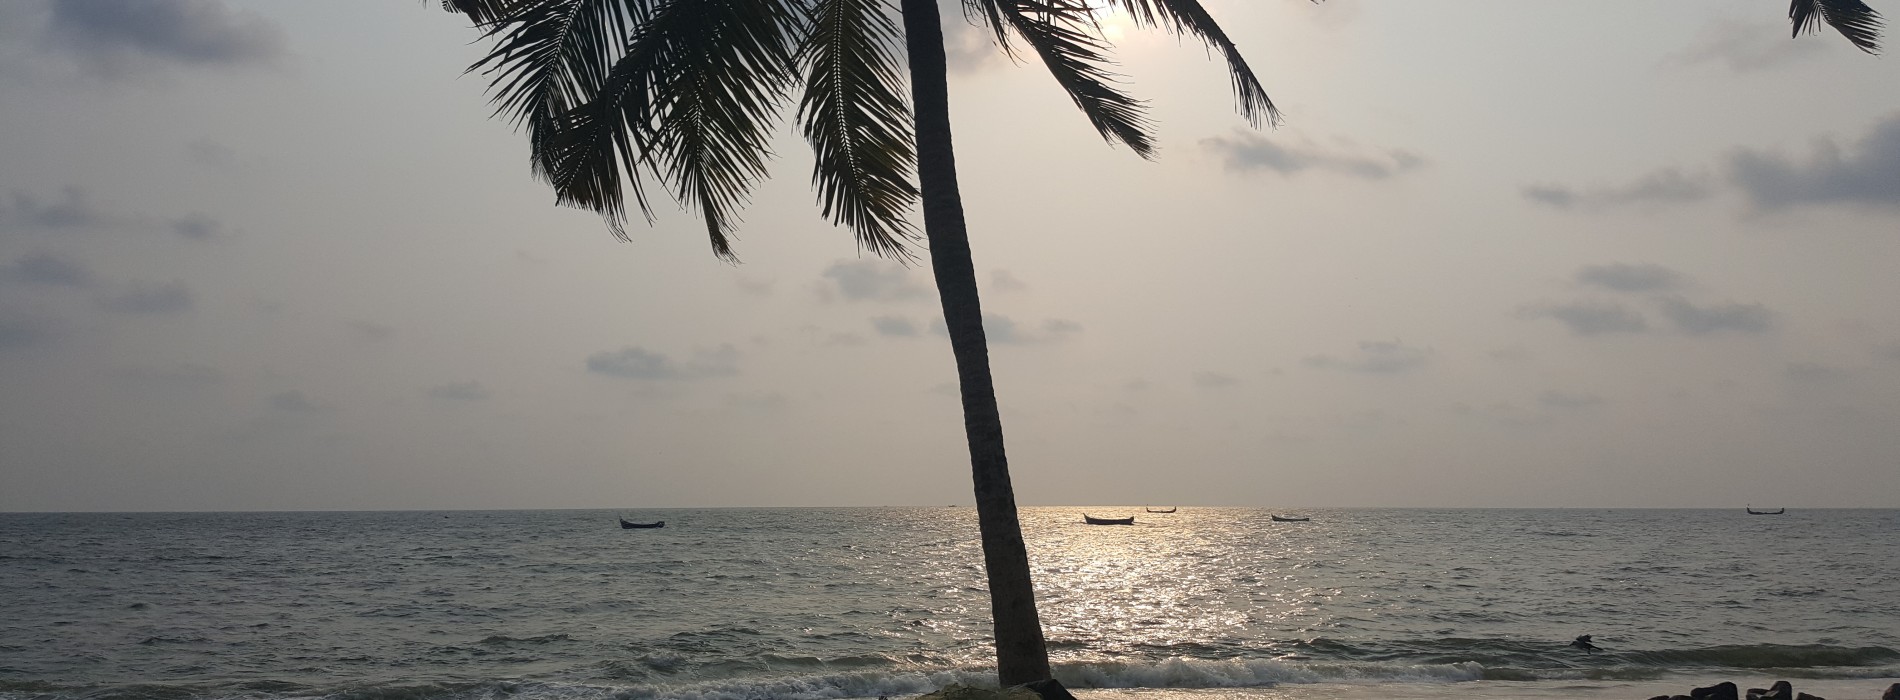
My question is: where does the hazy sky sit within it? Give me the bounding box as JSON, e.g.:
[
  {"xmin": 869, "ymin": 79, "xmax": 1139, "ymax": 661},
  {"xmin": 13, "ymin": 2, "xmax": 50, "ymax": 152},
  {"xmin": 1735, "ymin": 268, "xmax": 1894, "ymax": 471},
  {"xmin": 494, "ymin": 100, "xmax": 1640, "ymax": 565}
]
[{"xmin": 2, "ymin": 1, "xmax": 1897, "ymax": 511}]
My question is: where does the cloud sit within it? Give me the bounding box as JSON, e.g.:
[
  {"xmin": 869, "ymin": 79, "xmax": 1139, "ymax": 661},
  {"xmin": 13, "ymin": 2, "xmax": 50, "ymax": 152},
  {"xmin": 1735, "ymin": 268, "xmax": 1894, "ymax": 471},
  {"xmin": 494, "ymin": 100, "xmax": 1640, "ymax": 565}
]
[
  {"xmin": 942, "ymin": 11, "xmax": 1001, "ymax": 74},
  {"xmin": 725, "ymin": 391, "xmax": 790, "ymax": 414},
  {"xmin": 98, "ymin": 280, "xmax": 192, "ymax": 314},
  {"xmin": 1668, "ymin": 18, "xmax": 1824, "ymax": 72},
  {"xmin": 268, "ymin": 389, "xmax": 323, "ymax": 412},
  {"xmin": 0, "ymin": 311, "xmax": 58, "ymax": 351},
  {"xmin": 3, "ymin": 252, "xmax": 93, "ymax": 287},
  {"xmin": 1658, "ymin": 297, "xmax": 1772, "ymax": 335},
  {"xmin": 1192, "ymin": 371, "xmax": 1238, "ymax": 388},
  {"xmin": 586, "ymin": 344, "xmax": 740, "ymax": 380},
  {"xmin": 40, "ymin": 0, "xmax": 286, "ymax": 79},
  {"xmin": 929, "ymin": 314, "xmax": 1080, "ymax": 344},
  {"xmin": 347, "ymin": 320, "xmax": 395, "ymax": 342},
  {"xmin": 820, "ymin": 260, "xmax": 926, "ymax": 302},
  {"xmin": 1728, "ymin": 114, "xmax": 1900, "ymax": 211},
  {"xmin": 1576, "ymin": 263, "xmax": 1684, "ymax": 293},
  {"xmin": 1522, "ymin": 301, "xmax": 1649, "ymax": 336},
  {"xmin": 990, "ymin": 270, "xmax": 1026, "ymax": 292},
  {"xmin": 825, "ymin": 332, "xmax": 867, "ymax": 347},
  {"xmin": 870, "ymin": 316, "xmax": 918, "ymax": 337},
  {"xmin": 424, "ymin": 381, "xmax": 491, "ymax": 401},
  {"xmin": 734, "ymin": 275, "xmax": 774, "ymax": 297},
  {"xmin": 1201, "ymin": 131, "xmax": 1425, "ymax": 179},
  {"xmin": 1041, "ymin": 318, "xmax": 1082, "ymax": 337},
  {"xmin": 170, "ymin": 212, "xmax": 221, "ymax": 240},
  {"xmin": 1303, "ymin": 340, "xmax": 1433, "ymax": 374},
  {"xmin": 1785, "ymin": 362, "xmax": 1846, "ymax": 384},
  {"xmin": 110, "ymin": 362, "xmax": 223, "ymax": 386},
  {"xmin": 1538, "ymin": 390, "xmax": 1604, "ymax": 410},
  {"xmin": 185, "ymin": 138, "xmax": 236, "ymax": 168},
  {"xmin": 1523, "ymin": 168, "xmax": 1712, "ymax": 210},
  {"xmin": 1, "ymin": 187, "xmax": 106, "ymax": 232}
]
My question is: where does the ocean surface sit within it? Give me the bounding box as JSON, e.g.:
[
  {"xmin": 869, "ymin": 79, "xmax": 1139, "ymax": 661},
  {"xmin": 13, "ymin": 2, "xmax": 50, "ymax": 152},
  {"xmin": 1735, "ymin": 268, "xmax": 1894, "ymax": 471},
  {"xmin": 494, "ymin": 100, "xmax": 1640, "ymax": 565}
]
[{"xmin": 3, "ymin": 508, "xmax": 1897, "ymax": 700}]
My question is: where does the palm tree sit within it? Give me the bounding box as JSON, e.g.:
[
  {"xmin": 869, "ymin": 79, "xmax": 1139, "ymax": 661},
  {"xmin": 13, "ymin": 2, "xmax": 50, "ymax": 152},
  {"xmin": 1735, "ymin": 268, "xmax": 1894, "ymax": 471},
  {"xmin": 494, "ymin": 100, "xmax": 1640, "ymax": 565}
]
[{"xmin": 441, "ymin": 0, "xmax": 1272, "ymax": 686}]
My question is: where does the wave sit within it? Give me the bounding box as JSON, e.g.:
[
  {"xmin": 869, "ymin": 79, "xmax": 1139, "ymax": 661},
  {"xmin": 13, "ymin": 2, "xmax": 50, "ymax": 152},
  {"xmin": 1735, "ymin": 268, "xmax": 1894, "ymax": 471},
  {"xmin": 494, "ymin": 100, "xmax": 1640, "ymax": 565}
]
[{"xmin": 5, "ymin": 644, "xmax": 1895, "ymax": 700}]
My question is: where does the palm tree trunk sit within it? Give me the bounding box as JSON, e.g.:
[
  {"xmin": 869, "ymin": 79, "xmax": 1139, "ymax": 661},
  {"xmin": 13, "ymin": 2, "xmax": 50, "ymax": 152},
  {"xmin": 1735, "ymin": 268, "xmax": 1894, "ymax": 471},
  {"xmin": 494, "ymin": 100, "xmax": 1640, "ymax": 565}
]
[{"xmin": 899, "ymin": 0, "xmax": 1052, "ymax": 687}]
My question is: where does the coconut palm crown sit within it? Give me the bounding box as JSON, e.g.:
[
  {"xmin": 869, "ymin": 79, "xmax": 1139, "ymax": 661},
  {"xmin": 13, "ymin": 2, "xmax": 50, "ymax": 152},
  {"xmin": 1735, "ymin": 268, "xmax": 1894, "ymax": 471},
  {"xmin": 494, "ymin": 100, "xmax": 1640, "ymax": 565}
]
[{"xmin": 444, "ymin": 0, "xmax": 1274, "ymax": 261}]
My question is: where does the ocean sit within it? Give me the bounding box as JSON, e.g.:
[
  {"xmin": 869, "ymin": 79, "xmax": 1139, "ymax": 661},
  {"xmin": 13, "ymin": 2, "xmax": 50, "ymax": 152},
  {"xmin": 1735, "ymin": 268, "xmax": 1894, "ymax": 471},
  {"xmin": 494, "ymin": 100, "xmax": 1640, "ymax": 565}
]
[{"xmin": 2, "ymin": 508, "xmax": 1897, "ymax": 700}]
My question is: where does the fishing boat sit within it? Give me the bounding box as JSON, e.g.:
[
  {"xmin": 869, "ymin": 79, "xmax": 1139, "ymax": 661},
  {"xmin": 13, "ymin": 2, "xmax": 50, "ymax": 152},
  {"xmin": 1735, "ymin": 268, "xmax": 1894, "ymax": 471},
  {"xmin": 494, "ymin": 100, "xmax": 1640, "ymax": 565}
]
[
  {"xmin": 1746, "ymin": 506, "xmax": 1785, "ymax": 515},
  {"xmin": 619, "ymin": 518, "xmax": 665, "ymax": 529},
  {"xmin": 1083, "ymin": 514, "xmax": 1135, "ymax": 525},
  {"xmin": 1145, "ymin": 506, "xmax": 1177, "ymax": 513},
  {"xmin": 1271, "ymin": 515, "xmax": 1309, "ymax": 522}
]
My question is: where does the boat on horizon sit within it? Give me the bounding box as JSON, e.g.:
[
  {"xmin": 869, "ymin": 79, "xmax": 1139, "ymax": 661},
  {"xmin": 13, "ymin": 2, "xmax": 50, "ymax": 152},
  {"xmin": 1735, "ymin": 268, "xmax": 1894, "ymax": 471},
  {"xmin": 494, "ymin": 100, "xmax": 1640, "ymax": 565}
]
[
  {"xmin": 1083, "ymin": 514, "xmax": 1135, "ymax": 525},
  {"xmin": 619, "ymin": 518, "xmax": 665, "ymax": 529},
  {"xmin": 1746, "ymin": 506, "xmax": 1785, "ymax": 515},
  {"xmin": 1145, "ymin": 506, "xmax": 1177, "ymax": 513},
  {"xmin": 1271, "ymin": 514, "xmax": 1310, "ymax": 522}
]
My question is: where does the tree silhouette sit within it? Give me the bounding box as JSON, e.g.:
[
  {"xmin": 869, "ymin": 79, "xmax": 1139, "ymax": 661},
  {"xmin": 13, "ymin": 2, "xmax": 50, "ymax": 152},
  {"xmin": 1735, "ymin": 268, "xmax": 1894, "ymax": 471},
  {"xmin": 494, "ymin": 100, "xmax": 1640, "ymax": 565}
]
[{"xmin": 442, "ymin": 0, "xmax": 1273, "ymax": 686}]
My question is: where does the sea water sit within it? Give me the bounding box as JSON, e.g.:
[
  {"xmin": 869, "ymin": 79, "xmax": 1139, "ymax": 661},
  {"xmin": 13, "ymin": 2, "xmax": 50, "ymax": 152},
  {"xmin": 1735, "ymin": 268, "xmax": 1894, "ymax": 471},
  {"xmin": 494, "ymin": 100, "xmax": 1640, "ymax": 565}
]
[{"xmin": 2, "ymin": 508, "xmax": 1896, "ymax": 700}]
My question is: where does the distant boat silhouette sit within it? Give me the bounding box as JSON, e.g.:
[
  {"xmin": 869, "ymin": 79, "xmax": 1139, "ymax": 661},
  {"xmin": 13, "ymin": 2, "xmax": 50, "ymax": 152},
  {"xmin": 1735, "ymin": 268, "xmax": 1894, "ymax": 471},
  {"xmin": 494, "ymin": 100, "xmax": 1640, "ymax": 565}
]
[
  {"xmin": 1083, "ymin": 514, "xmax": 1135, "ymax": 525},
  {"xmin": 1145, "ymin": 506, "xmax": 1177, "ymax": 513},
  {"xmin": 1746, "ymin": 505, "xmax": 1785, "ymax": 515},
  {"xmin": 1271, "ymin": 515, "xmax": 1309, "ymax": 522},
  {"xmin": 619, "ymin": 518, "xmax": 665, "ymax": 529}
]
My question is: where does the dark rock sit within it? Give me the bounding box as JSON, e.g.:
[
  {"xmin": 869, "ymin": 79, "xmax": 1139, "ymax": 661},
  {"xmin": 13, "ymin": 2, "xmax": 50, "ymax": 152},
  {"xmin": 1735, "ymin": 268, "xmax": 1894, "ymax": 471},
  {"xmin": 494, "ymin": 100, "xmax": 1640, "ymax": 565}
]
[
  {"xmin": 1792, "ymin": 693, "xmax": 1823, "ymax": 700},
  {"xmin": 1883, "ymin": 683, "xmax": 1900, "ymax": 700},
  {"xmin": 1010, "ymin": 680, "xmax": 1077, "ymax": 700},
  {"xmin": 1692, "ymin": 682, "xmax": 1739, "ymax": 700},
  {"xmin": 1671, "ymin": 695, "xmax": 1696, "ymax": 700},
  {"xmin": 1761, "ymin": 680, "xmax": 1793, "ymax": 700},
  {"xmin": 1649, "ymin": 695, "xmax": 1674, "ymax": 700},
  {"xmin": 1747, "ymin": 689, "xmax": 1766, "ymax": 700}
]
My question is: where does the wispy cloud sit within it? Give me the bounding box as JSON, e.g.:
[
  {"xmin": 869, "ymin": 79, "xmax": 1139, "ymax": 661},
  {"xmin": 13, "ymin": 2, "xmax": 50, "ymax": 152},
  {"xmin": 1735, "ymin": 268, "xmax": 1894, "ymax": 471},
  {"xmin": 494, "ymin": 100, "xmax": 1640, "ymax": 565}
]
[
  {"xmin": 3, "ymin": 252, "xmax": 93, "ymax": 287},
  {"xmin": 1522, "ymin": 301, "xmax": 1650, "ymax": 336},
  {"xmin": 1523, "ymin": 168, "xmax": 1712, "ymax": 210},
  {"xmin": 424, "ymin": 381, "xmax": 491, "ymax": 401},
  {"xmin": 98, "ymin": 280, "xmax": 192, "ymax": 315},
  {"xmin": 586, "ymin": 344, "xmax": 740, "ymax": 380},
  {"xmin": 820, "ymin": 260, "xmax": 927, "ymax": 302},
  {"xmin": 0, "ymin": 311, "xmax": 58, "ymax": 351},
  {"xmin": 1575, "ymin": 263, "xmax": 1684, "ymax": 293},
  {"xmin": 870, "ymin": 316, "xmax": 918, "ymax": 337},
  {"xmin": 1303, "ymin": 340, "xmax": 1433, "ymax": 374},
  {"xmin": 0, "ymin": 187, "xmax": 107, "ymax": 233},
  {"xmin": 39, "ymin": 0, "xmax": 286, "ymax": 80},
  {"xmin": 1728, "ymin": 114, "xmax": 1900, "ymax": 211},
  {"xmin": 1658, "ymin": 297, "xmax": 1772, "ymax": 335},
  {"xmin": 1192, "ymin": 371, "xmax": 1238, "ymax": 388},
  {"xmin": 1667, "ymin": 18, "xmax": 1824, "ymax": 72},
  {"xmin": 929, "ymin": 314, "xmax": 1081, "ymax": 345},
  {"xmin": 1201, "ymin": 131, "xmax": 1424, "ymax": 180}
]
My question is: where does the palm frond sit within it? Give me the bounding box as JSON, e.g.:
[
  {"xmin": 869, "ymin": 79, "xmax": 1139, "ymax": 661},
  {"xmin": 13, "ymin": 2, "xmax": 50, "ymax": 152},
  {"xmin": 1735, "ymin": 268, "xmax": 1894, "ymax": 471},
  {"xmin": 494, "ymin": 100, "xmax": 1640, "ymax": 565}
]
[
  {"xmin": 468, "ymin": 0, "xmax": 648, "ymax": 181},
  {"xmin": 962, "ymin": 0, "xmax": 1016, "ymax": 59},
  {"xmin": 1101, "ymin": 0, "xmax": 1278, "ymax": 126},
  {"xmin": 548, "ymin": 0, "xmax": 800, "ymax": 260},
  {"xmin": 440, "ymin": 0, "xmax": 526, "ymax": 25},
  {"xmin": 797, "ymin": 0, "xmax": 920, "ymax": 259},
  {"xmin": 983, "ymin": 0, "xmax": 1155, "ymax": 158},
  {"xmin": 538, "ymin": 2, "xmax": 671, "ymax": 240},
  {"xmin": 1791, "ymin": 0, "xmax": 1884, "ymax": 54}
]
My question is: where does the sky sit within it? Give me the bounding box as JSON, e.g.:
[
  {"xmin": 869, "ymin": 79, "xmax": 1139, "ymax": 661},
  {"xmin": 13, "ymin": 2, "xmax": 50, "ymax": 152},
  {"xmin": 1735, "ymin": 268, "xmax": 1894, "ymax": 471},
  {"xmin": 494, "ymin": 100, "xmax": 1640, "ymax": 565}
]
[{"xmin": 1, "ymin": 1, "xmax": 1897, "ymax": 511}]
